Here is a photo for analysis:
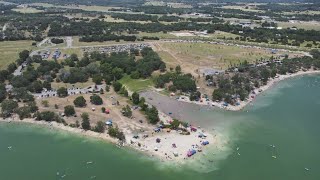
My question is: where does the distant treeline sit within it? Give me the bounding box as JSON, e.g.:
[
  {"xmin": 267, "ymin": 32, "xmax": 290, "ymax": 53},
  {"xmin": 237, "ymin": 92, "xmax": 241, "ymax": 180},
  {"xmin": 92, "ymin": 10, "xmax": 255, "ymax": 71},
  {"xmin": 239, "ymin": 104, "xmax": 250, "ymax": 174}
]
[
  {"xmin": 4, "ymin": 0, "xmax": 144, "ymax": 6},
  {"xmin": 80, "ymin": 34, "xmax": 137, "ymax": 42}
]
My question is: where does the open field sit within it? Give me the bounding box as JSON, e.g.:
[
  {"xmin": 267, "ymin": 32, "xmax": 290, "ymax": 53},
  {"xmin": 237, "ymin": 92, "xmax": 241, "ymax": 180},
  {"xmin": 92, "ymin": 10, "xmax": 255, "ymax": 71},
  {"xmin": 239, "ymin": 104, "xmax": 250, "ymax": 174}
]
[
  {"xmin": 51, "ymin": 78, "xmax": 94, "ymax": 89},
  {"xmin": 30, "ymin": 3, "xmax": 121, "ymax": 12},
  {"xmin": 154, "ymin": 42, "xmax": 295, "ymax": 72},
  {"xmin": 283, "ymin": 11, "xmax": 320, "ymax": 15},
  {"xmin": 0, "ymin": 40, "xmax": 35, "ymax": 70},
  {"xmin": 118, "ymin": 75, "xmax": 154, "ymax": 92},
  {"xmin": 12, "ymin": 7, "xmax": 44, "ymax": 13},
  {"xmin": 277, "ymin": 21, "xmax": 320, "ymax": 31},
  {"xmin": 222, "ymin": 5, "xmax": 264, "ymax": 13}
]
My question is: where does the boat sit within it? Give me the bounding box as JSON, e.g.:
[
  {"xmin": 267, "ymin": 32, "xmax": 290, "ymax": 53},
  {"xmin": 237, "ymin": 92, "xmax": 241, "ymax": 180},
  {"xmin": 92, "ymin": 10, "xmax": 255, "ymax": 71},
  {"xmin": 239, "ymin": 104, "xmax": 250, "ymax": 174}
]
[
  {"xmin": 86, "ymin": 161, "xmax": 93, "ymax": 165},
  {"xmin": 236, "ymin": 147, "xmax": 239, "ymax": 151},
  {"xmin": 272, "ymin": 156, "xmax": 277, "ymax": 159},
  {"xmin": 305, "ymin": 168, "xmax": 310, "ymax": 171}
]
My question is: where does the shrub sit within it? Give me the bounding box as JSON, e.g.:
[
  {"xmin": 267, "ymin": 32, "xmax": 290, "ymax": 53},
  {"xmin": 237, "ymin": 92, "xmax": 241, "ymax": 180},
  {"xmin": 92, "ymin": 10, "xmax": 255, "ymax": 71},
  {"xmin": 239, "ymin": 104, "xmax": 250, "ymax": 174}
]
[
  {"xmin": 64, "ymin": 105, "xmax": 75, "ymax": 116},
  {"xmin": 73, "ymin": 96, "xmax": 87, "ymax": 107},
  {"xmin": 90, "ymin": 94, "xmax": 103, "ymax": 105}
]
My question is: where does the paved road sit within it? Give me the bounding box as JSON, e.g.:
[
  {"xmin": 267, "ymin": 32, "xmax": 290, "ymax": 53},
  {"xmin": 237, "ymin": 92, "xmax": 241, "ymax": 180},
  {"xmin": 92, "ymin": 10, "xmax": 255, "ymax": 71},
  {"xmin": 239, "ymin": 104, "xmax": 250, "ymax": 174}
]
[{"xmin": 66, "ymin": 36, "xmax": 73, "ymax": 48}]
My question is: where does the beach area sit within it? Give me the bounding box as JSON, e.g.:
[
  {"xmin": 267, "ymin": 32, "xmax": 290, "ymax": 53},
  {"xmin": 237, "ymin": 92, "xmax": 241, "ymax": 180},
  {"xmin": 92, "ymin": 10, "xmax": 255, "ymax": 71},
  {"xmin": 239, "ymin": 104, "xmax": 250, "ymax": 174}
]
[{"xmin": 0, "ymin": 114, "xmax": 225, "ymax": 164}]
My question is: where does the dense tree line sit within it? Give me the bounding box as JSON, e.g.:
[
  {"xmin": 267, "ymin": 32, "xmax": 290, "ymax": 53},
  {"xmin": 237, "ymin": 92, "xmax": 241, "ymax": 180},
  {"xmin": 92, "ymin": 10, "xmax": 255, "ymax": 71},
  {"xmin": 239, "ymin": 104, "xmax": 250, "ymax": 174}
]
[
  {"xmin": 111, "ymin": 13, "xmax": 158, "ymax": 22},
  {"xmin": 210, "ymin": 52, "xmax": 320, "ymax": 105},
  {"xmin": 80, "ymin": 34, "xmax": 137, "ymax": 42}
]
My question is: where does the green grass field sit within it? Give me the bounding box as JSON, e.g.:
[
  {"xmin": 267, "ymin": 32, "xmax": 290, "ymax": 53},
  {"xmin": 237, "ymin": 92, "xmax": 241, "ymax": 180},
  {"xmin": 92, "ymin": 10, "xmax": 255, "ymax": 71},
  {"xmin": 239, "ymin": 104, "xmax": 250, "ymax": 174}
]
[
  {"xmin": 51, "ymin": 78, "xmax": 94, "ymax": 89},
  {"xmin": 157, "ymin": 42, "xmax": 284, "ymax": 69},
  {"xmin": 0, "ymin": 40, "xmax": 35, "ymax": 70},
  {"xmin": 118, "ymin": 75, "xmax": 154, "ymax": 92}
]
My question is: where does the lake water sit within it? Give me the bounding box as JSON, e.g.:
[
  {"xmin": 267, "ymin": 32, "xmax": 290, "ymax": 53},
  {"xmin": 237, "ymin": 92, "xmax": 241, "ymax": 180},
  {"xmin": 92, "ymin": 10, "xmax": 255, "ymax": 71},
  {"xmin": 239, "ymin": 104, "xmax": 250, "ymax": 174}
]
[{"xmin": 1, "ymin": 75, "xmax": 320, "ymax": 180}]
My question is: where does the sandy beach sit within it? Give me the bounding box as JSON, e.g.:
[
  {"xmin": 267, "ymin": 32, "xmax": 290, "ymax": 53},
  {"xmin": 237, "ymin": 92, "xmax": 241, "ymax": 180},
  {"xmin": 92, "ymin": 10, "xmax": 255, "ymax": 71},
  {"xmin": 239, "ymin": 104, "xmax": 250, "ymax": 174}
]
[
  {"xmin": 176, "ymin": 70, "xmax": 320, "ymax": 111},
  {"xmin": 0, "ymin": 115, "xmax": 224, "ymax": 164}
]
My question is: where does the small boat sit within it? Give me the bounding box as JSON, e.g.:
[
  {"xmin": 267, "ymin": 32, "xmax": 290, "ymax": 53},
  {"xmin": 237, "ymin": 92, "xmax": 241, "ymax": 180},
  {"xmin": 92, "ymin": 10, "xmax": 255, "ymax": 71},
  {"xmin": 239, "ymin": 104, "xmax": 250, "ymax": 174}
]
[
  {"xmin": 236, "ymin": 147, "xmax": 240, "ymax": 151},
  {"xmin": 305, "ymin": 168, "xmax": 310, "ymax": 171},
  {"xmin": 272, "ymin": 156, "xmax": 277, "ymax": 159},
  {"xmin": 8, "ymin": 146, "xmax": 12, "ymax": 150},
  {"xmin": 86, "ymin": 161, "xmax": 93, "ymax": 165},
  {"xmin": 237, "ymin": 153, "xmax": 240, "ymax": 156}
]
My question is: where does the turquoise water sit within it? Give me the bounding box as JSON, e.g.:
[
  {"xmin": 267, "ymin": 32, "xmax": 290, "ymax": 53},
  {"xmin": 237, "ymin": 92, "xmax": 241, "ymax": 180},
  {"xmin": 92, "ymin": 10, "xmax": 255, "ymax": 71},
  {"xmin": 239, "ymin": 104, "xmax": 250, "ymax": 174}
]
[{"xmin": 1, "ymin": 75, "xmax": 320, "ymax": 180}]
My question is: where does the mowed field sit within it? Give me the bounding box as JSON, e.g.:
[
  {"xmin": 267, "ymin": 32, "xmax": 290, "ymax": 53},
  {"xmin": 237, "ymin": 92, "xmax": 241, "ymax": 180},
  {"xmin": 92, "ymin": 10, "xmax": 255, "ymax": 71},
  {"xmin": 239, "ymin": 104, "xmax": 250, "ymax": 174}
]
[
  {"xmin": 12, "ymin": 7, "xmax": 44, "ymax": 13},
  {"xmin": 0, "ymin": 40, "xmax": 35, "ymax": 70},
  {"xmin": 154, "ymin": 42, "xmax": 286, "ymax": 72},
  {"xmin": 118, "ymin": 75, "xmax": 154, "ymax": 92}
]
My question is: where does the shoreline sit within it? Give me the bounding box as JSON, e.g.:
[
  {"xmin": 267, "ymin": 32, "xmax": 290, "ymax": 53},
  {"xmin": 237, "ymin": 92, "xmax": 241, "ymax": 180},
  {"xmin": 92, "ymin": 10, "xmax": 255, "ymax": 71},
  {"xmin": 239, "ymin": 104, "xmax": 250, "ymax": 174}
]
[
  {"xmin": 0, "ymin": 117, "xmax": 224, "ymax": 164},
  {"xmin": 177, "ymin": 70, "xmax": 320, "ymax": 111}
]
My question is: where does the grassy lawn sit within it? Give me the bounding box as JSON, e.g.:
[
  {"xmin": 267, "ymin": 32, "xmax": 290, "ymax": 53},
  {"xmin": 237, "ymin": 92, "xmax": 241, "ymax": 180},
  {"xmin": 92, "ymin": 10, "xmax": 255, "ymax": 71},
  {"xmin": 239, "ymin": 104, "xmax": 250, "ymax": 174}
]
[
  {"xmin": 119, "ymin": 75, "xmax": 154, "ymax": 92},
  {"xmin": 51, "ymin": 78, "xmax": 94, "ymax": 89},
  {"xmin": 157, "ymin": 42, "xmax": 277, "ymax": 69},
  {"xmin": 0, "ymin": 40, "xmax": 36, "ymax": 70}
]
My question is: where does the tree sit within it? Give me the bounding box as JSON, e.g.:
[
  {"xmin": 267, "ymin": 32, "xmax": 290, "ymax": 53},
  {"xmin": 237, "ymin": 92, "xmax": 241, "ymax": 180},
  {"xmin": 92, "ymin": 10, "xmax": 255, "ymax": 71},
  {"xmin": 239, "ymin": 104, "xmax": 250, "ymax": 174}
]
[
  {"xmin": 132, "ymin": 92, "xmax": 140, "ymax": 105},
  {"xmin": 175, "ymin": 65, "xmax": 181, "ymax": 74},
  {"xmin": 122, "ymin": 105, "xmax": 132, "ymax": 118},
  {"xmin": 170, "ymin": 119, "xmax": 180, "ymax": 129},
  {"xmin": 0, "ymin": 83, "xmax": 7, "ymax": 103},
  {"xmin": 57, "ymin": 87, "xmax": 68, "ymax": 97},
  {"xmin": 81, "ymin": 113, "xmax": 91, "ymax": 130},
  {"xmin": 212, "ymin": 89, "xmax": 224, "ymax": 101},
  {"xmin": 146, "ymin": 106, "xmax": 159, "ymax": 124},
  {"xmin": 16, "ymin": 106, "xmax": 32, "ymax": 120},
  {"xmin": 130, "ymin": 71, "xmax": 140, "ymax": 79},
  {"xmin": 7, "ymin": 63, "xmax": 17, "ymax": 74},
  {"xmin": 94, "ymin": 121, "xmax": 106, "ymax": 133},
  {"xmin": 111, "ymin": 67, "xmax": 124, "ymax": 80},
  {"xmin": 90, "ymin": 94, "xmax": 103, "ymax": 105},
  {"xmin": 73, "ymin": 96, "xmax": 87, "ymax": 107},
  {"xmin": 27, "ymin": 101, "xmax": 38, "ymax": 113},
  {"xmin": 260, "ymin": 68, "xmax": 271, "ymax": 84},
  {"xmin": 64, "ymin": 105, "xmax": 75, "ymax": 116},
  {"xmin": 92, "ymin": 75, "xmax": 103, "ymax": 85},
  {"xmin": 113, "ymin": 81, "xmax": 122, "ymax": 92},
  {"xmin": 108, "ymin": 126, "xmax": 125, "ymax": 140},
  {"xmin": 69, "ymin": 54, "xmax": 79, "ymax": 62},
  {"xmin": 1, "ymin": 99, "xmax": 18, "ymax": 118},
  {"xmin": 43, "ymin": 81, "xmax": 52, "ymax": 90},
  {"xmin": 19, "ymin": 50, "xmax": 30, "ymax": 61},
  {"xmin": 35, "ymin": 111, "xmax": 55, "ymax": 122},
  {"xmin": 105, "ymin": 85, "xmax": 110, "ymax": 92}
]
